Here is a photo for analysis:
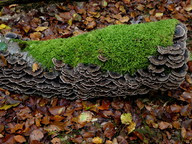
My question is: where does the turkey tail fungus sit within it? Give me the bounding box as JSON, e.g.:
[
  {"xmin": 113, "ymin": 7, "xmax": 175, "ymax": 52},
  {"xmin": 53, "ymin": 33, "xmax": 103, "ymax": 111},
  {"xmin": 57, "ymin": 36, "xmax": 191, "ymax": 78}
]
[{"xmin": 0, "ymin": 19, "xmax": 188, "ymax": 99}]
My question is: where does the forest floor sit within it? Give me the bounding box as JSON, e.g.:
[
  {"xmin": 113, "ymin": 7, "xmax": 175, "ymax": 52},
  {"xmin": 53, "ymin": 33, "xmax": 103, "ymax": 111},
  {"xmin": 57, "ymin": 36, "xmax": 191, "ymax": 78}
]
[{"xmin": 0, "ymin": 0, "xmax": 192, "ymax": 144}]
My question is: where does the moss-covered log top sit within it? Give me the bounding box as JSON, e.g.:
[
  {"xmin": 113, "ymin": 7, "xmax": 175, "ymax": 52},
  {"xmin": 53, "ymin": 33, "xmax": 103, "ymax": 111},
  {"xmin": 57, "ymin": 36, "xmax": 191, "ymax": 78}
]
[{"xmin": 22, "ymin": 19, "xmax": 179, "ymax": 74}]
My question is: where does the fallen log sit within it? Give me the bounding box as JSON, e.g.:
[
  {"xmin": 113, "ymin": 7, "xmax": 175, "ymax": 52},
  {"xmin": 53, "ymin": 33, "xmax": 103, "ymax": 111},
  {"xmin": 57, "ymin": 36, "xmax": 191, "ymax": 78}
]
[{"xmin": 0, "ymin": 19, "xmax": 189, "ymax": 99}]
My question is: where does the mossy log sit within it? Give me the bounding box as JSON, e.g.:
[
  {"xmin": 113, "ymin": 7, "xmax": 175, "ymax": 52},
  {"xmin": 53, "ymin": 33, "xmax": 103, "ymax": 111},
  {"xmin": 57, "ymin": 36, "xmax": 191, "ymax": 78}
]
[{"xmin": 0, "ymin": 19, "xmax": 188, "ymax": 99}]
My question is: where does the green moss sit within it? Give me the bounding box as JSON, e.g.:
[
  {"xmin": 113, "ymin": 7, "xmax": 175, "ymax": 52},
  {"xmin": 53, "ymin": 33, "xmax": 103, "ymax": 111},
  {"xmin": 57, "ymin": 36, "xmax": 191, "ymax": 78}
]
[
  {"xmin": 22, "ymin": 19, "xmax": 178, "ymax": 74},
  {"xmin": 0, "ymin": 42, "xmax": 7, "ymax": 51}
]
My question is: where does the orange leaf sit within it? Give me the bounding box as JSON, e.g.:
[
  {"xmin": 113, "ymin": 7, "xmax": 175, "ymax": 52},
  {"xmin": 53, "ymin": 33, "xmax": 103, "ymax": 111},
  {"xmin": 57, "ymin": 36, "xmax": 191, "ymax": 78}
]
[
  {"xmin": 92, "ymin": 137, "xmax": 103, "ymax": 144},
  {"xmin": 14, "ymin": 135, "xmax": 26, "ymax": 143},
  {"xmin": 32, "ymin": 63, "xmax": 39, "ymax": 72},
  {"xmin": 30, "ymin": 32, "xmax": 41, "ymax": 40}
]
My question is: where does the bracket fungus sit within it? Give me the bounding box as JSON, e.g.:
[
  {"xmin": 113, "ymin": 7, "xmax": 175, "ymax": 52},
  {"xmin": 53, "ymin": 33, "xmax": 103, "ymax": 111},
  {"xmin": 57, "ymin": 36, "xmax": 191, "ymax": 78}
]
[{"xmin": 0, "ymin": 19, "xmax": 189, "ymax": 100}]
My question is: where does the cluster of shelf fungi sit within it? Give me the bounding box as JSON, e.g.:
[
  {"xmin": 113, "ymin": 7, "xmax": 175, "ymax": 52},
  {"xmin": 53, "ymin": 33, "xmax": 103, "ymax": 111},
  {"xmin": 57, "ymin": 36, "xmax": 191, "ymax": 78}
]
[{"xmin": 0, "ymin": 23, "xmax": 188, "ymax": 100}]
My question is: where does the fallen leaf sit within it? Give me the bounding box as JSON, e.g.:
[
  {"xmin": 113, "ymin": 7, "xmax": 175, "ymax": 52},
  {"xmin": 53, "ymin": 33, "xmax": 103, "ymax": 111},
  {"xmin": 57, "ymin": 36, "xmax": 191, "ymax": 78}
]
[
  {"xmin": 14, "ymin": 135, "xmax": 26, "ymax": 143},
  {"xmin": 127, "ymin": 121, "xmax": 136, "ymax": 134},
  {"xmin": 137, "ymin": 4, "xmax": 145, "ymax": 11},
  {"xmin": 98, "ymin": 99, "xmax": 110, "ymax": 110},
  {"xmin": 32, "ymin": 63, "xmax": 39, "ymax": 72},
  {"xmin": 30, "ymin": 129, "xmax": 44, "ymax": 141},
  {"xmin": 0, "ymin": 103, "xmax": 19, "ymax": 110},
  {"xmin": 35, "ymin": 26, "xmax": 48, "ymax": 32},
  {"xmin": 41, "ymin": 115, "xmax": 50, "ymax": 125},
  {"xmin": 119, "ymin": 16, "xmax": 130, "ymax": 23},
  {"xmin": 155, "ymin": 13, "xmax": 163, "ymax": 17},
  {"xmin": 121, "ymin": 113, "xmax": 132, "ymax": 125},
  {"xmin": 48, "ymin": 106, "xmax": 65, "ymax": 115},
  {"xmin": 184, "ymin": 5, "xmax": 192, "ymax": 11},
  {"xmin": 181, "ymin": 127, "xmax": 187, "ymax": 139},
  {"xmin": 51, "ymin": 137, "xmax": 61, "ymax": 144},
  {"xmin": 170, "ymin": 104, "xmax": 181, "ymax": 113},
  {"xmin": 22, "ymin": 25, "xmax": 30, "ymax": 33},
  {"xmin": 30, "ymin": 32, "xmax": 42, "ymax": 40},
  {"xmin": 172, "ymin": 121, "xmax": 180, "ymax": 129},
  {"xmin": 103, "ymin": 122, "xmax": 116, "ymax": 139},
  {"xmin": 92, "ymin": 137, "xmax": 103, "ymax": 144},
  {"xmin": 0, "ymin": 124, "xmax": 4, "ymax": 133},
  {"xmin": 71, "ymin": 135, "xmax": 83, "ymax": 143},
  {"xmin": 0, "ymin": 24, "xmax": 8, "ymax": 30},
  {"xmin": 158, "ymin": 121, "xmax": 171, "ymax": 130},
  {"xmin": 78, "ymin": 111, "xmax": 93, "ymax": 124}
]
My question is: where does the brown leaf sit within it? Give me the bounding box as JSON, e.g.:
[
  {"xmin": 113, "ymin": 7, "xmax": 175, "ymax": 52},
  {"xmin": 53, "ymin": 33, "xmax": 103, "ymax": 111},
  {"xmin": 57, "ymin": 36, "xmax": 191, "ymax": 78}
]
[
  {"xmin": 51, "ymin": 115, "xmax": 65, "ymax": 121},
  {"xmin": 14, "ymin": 135, "xmax": 26, "ymax": 143},
  {"xmin": 0, "ymin": 124, "xmax": 4, "ymax": 133},
  {"xmin": 103, "ymin": 122, "xmax": 116, "ymax": 139},
  {"xmin": 30, "ymin": 140, "xmax": 43, "ymax": 144},
  {"xmin": 51, "ymin": 137, "xmax": 61, "ymax": 144},
  {"xmin": 170, "ymin": 104, "xmax": 181, "ymax": 113},
  {"xmin": 117, "ymin": 136, "xmax": 128, "ymax": 144},
  {"xmin": 86, "ymin": 21, "xmax": 97, "ymax": 30},
  {"xmin": 23, "ymin": 25, "xmax": 31, "ymax": 33},
  {"xmin": 136, "ymin": 4, "xmax": 145, "ymax": 11},
  {"xmin": 59, "ymin": 12, "xmax": 72, "ymax": 20},
  {"xmin": 71, "ymin": 135, "xmax": 83, "ymax": 144},
  {"xmin": 181, "ymin": 127, "xmax": 187, "ymax": 139},
  {"xmin": 48, "ymin": 106, "xmax": 65, "ymax": 115},
  {"xmin": 30, "ymin": 129, "xmax": 44, "ymax": 141},
  {"xmin": 136, "ymin": 99, "xmax": 144, "ymax": 110},
  {"xmin": 82, "ymin": 132, "xmax": 95, "ymax": 138},
  {"xmin": 180, "ymin": 92, "xmax": 192, "ymax": 103},
  {"xmin": 30, "ymin": 32, "xmax": 42, "ymax": 40},
  {"xmin": 172, "ymin": 121, "xmax": 180, "ymax": 129},
  {"xmin": 9, "ymin": 123, "xmax": 24, "ymax": 133},
  {"xmin": 41, "ymin": 115, "xmax": 50, "ymax": 125},
  {"xmin": 98, "ymin": 99, "xmax": 110, "ymax": 110},
  {"xmin": 173, "ymin": 13, "xmax": 187, "ymax": 21},
  {"xmin": 119, "ymin": 16, "xmax": 130, "ymax": 23},
  {"xmin": 158, "ymin": 121, "xmax": 172, "ymax": 130}
]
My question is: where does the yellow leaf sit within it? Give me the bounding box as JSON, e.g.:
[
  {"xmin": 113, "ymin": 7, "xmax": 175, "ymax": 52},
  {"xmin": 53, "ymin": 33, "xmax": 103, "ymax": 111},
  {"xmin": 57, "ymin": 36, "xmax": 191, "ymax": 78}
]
[
  {"xmin": 32, "ymin": 63, "xmax": 39, "ymax": 72},
  {"xmin": 78, "ymin": 111, "xmax": 92, "ymax": 124},
  {"xmin": 0, "ymin": 24, "xmax": 7, "ymax": 30},
  {"xmin": 184, "ymin": 5, "xmax": 192, "ymax": 11},
  {"xmin": 127, "ymin": 121, "xmax": 136, "ymax": 134},
  {"xmin": 68, "ymin": 18, "xmax": 73, "ymax": 26},
  {"xmin": 35, "ymin": 26, "xmax": 48, "ymax": 32},
  {"xmin": 121, "ymin": 113, "xmax": 132, "ymax": 125},
  {"xmin": 155, "ymin": 13, "xmax": 163, "ymax": 17},
  {"xmin": 92, "ymin": 137, "xmax": 103, "ymax": 144},
  {"xmin": 0, "ymin": 103, "xmax": 19, "ymax": 110}
]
